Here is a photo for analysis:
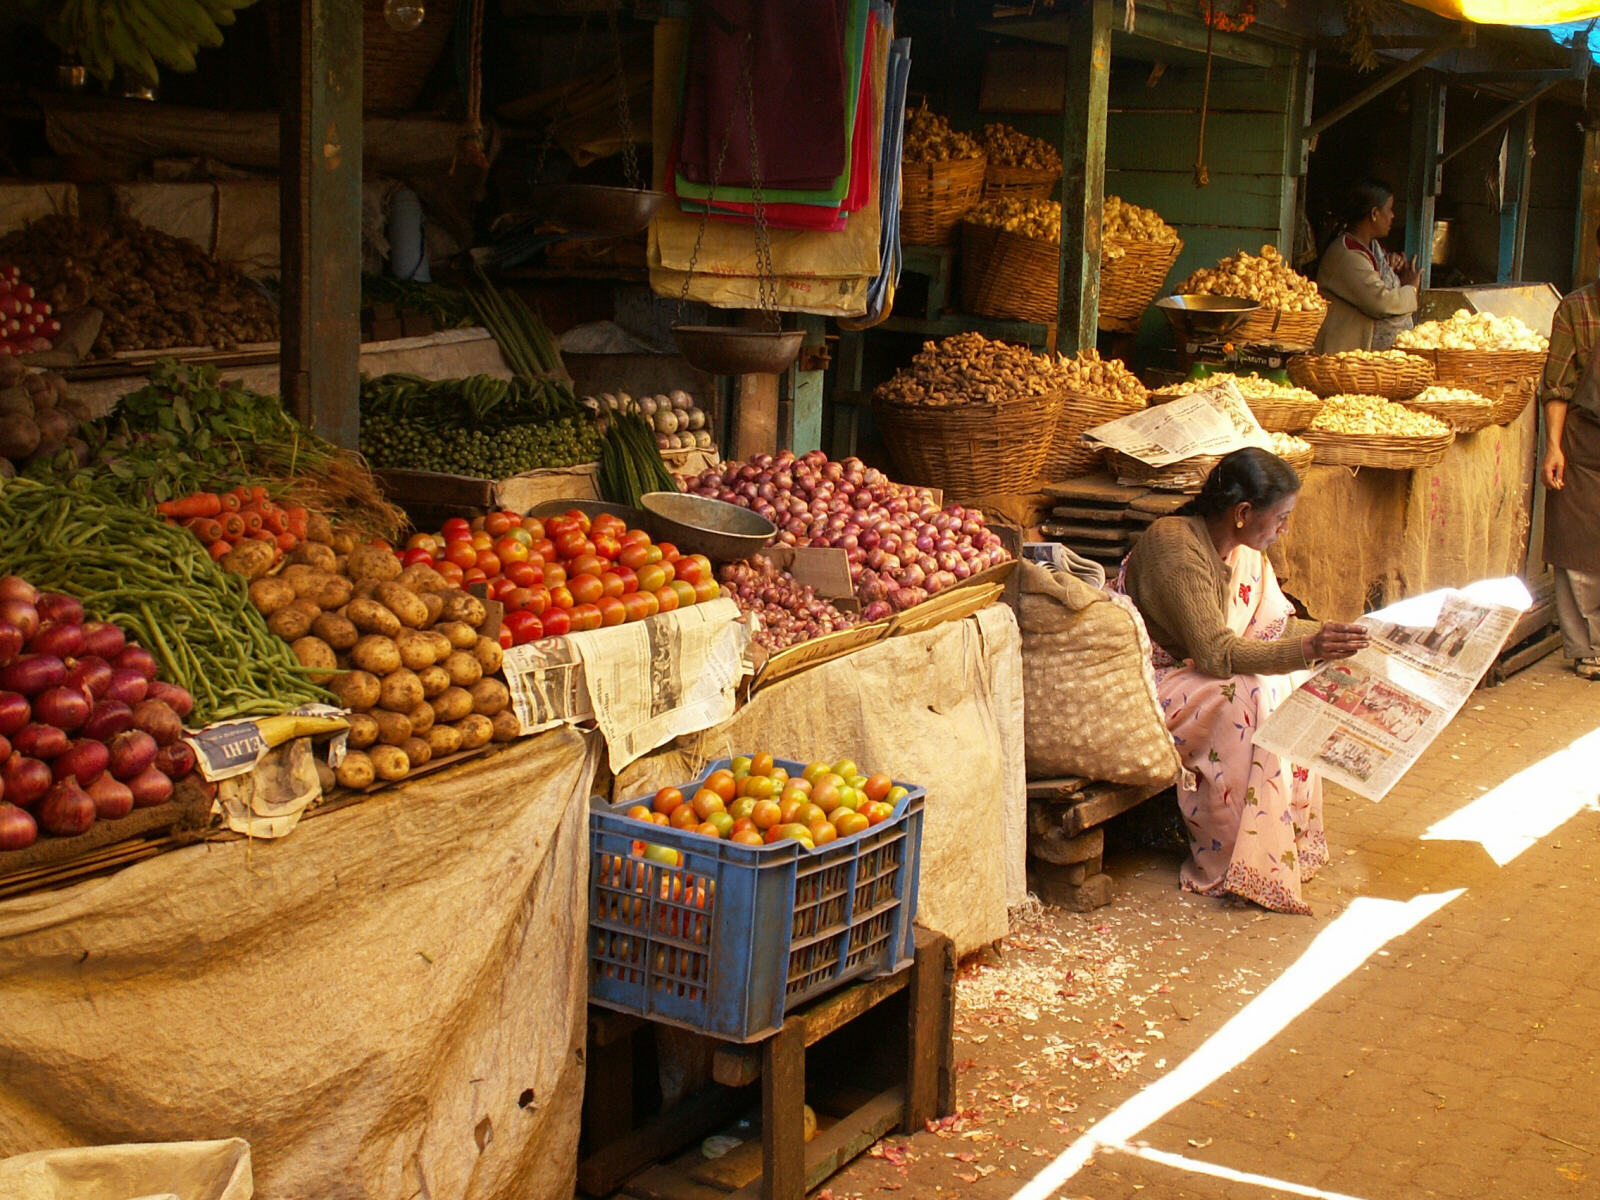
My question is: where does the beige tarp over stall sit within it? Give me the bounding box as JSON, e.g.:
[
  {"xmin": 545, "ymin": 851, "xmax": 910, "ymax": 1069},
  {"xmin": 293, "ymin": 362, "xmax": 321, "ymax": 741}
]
[
  {"xmin": 615, "ymin": 606, "xmax": 1029, "ymax": 957},
  {"xmin": 1277, "ymin": 405, "xmax": 1538, "ymax": 619},
  {"xmin": 0, "ymin": 729, "xmax": 600, "ymax": 1200}
]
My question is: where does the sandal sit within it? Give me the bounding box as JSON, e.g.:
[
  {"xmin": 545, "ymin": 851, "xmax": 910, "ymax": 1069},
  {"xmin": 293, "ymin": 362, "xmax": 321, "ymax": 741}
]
[{"xmin": 1575, "ymin": 657, "xmax": 1600, "ymax": 680}]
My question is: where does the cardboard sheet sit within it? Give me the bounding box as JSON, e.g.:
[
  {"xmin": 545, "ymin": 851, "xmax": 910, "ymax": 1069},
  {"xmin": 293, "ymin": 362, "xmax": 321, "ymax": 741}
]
[{"xmin": 0, "ymin": 730, "xmax": 599, "ymax": 1200}]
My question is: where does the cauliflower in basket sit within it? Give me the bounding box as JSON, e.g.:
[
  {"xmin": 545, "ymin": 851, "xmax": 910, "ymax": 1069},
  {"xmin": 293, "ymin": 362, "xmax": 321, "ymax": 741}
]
[
  {"xmin": 1394, "ymin": 309, "xmax": 1548, "ymax": 352},
  {"xmin": 1310, "ymin": 394, "xmax": 1451, "ymax": 437},
  {"xmin": 1177, "ymin": 245, "xmax": 1325, "ymax": 312}
]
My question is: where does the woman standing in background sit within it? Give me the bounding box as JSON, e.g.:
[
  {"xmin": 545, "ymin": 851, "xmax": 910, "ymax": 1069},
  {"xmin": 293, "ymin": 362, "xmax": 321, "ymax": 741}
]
[{"xmin": 1313, "ymin": 179, "xmax": 1419, "ymax": 353}]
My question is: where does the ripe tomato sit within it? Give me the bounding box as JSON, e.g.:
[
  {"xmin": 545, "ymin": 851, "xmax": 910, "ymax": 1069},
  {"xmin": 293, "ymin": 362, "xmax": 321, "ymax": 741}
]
[
  {"xmin": 555, "ymin": 530, "xmax": 591, "ymax": 560},
  {"xmin": 489, "ymin": 576, "xmax": 516, "ymax": 601},
  {"xmin": 503, "ymin": 586, "xmax": 534, "ymax": 611},
  {"xmin": 504, "ymin": 610, "xmax": 544, "ymax": 645},
  {"xmin": 692, "ymin": 577, "xmax": 722, "ymax": 604},
  {"xmin": 599, "ymin": 571, "xmax": 626, "ymax": 600},
  {"xmin": 653, "ymin": 786, "xmax": 683, "ymax": 815},
  {"xmin": 401, "ymin": 547, "xmax": 434, "ymax": 567},
  {"xmin": 656, "ymin": 540, "xmax": 681, "ymax": 562},
  {"xmin": 543, "ymin": 563, "xmax": 567, "ymax": 588},
  {"xmin": 519, "ymin": 516, "xmax": 545, "ymax": 542},
  {"xmin": 562, "ymin": 508, "xmax": 592, "ymax": 532},
  {"xmin": 862, "ymin": 773, "xmax": 893, "ymax": 803},
  {"xmin": 485, "ymin": 510, "xmax": 515, "ymax": 537},
  {"xmin": 442, "ymin": 517, "xmax": 471, "ymax": 540},
  {"xmin": 444, "ymin": 541, "xmax": 478, "ymax": 570},
  {"xmin": 497, "ymin": 625, "xmax": 514, "ymax": 649},
  {"xmin": 621, "ymin": 527, "xmax": 652, "ymax": 548},
  {"xmin": 568, "ymin": 573, "xmax": 604, "ymax": 605},
  {"xmin": 670, "ymin": 804, "xmax": 700, "ymax": 830},
  {"xmin": 596, "ymin": 596, "xmax": 626, "ymax": 627},
  {"xmin": 541, "ymin": 607, "xmax": 571, "ymax": 637},
  {"xmin": 506, "ymin": 525, "xmax": 535, "ymax": 549},
  {"xmin": 669, "ymin": 579, "xmax": 697, "ymax": 608},
  {"xmin": 656, "ymin": 557, "xmax": 675, "ymax": 584},
  {"xmin": 495, "ymin": 536, "xmax": 529, "ymax": 565},
  {"xmin": 549, "ymin": 584, "xmax": 575, "ymax": 610},
  {"xmin": 569, "ymin": 553, "xmax": 606, "ymax": 579},
  {"xmin": 523, "ymin": 585, "xmax": 551, "ymax": 616},
  {"xmin": 436, "ymin": 560, "xmax": 465, "ymax": 585},
  {"xmin": 405, "ymin": 532, "xmax": 439, "ymax": 554},
  {"xmin": 691, "ymin": 789, "xmax": 725, "ymax": 820},
  {"xmin": 618, "ymin": 543, "xmax": 652, "ymax": 571},
  {"xmin": 470, "ymin": 530, "xmax": 493, "ymax": 552},
  {"xmin": 569, "ymin": 603, "xmax": 603, "ymax": 632},
  {"xmin": 504, "ymin": 560, "xmax": 542, "ymax": 588},
  {"xmin": 611, "ymin": 565, "xmax": 639, "ymax": 593},
  {"xmin": 732, "ymin": 830, "xmax": 765, "ymax": 846},
  {"xmin": 592, "ymin": 531, "xmax": 622, "ymax": 560},
  {"xmin": 622, "ymin": 591, "xmax": 657, "ymax": 623},
  {"xmin": 476, "ymin": 549, "xmax": 502, "ymax": 578},
  {"xmin": 464, "ymin": 567, "xmax": 488, "ymax": 585},
  {"xmin": 675, "ymin": 555, "xmax": 704, "ymax": 585},
  {"xmin": 705, "ymin": 769, "xmax": 737, "ymax": 803},
  {"xmin": 653, "ymin": 584, "xmax": 679, "ymax": 613}
]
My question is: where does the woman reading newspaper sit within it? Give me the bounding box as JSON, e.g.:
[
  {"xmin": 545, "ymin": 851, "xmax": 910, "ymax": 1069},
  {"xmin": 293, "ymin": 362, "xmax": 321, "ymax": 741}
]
[{"xmin": 1114, "ymin": 449, "xmax": 1369, "ymax": 914}]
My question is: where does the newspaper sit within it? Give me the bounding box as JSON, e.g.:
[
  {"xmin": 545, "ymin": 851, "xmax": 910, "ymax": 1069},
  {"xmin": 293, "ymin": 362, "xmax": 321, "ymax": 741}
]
[
  {"xmin": 1081, "ymin": 377, "xmax": 1274, "ymax": 467},
  {"xmin": 502, "ymin": 597, "xmax": 749, "ymax": 771},
  {"xmin": 1255, "ymin": 577, "xmax": 1533, "ymax": 801}
]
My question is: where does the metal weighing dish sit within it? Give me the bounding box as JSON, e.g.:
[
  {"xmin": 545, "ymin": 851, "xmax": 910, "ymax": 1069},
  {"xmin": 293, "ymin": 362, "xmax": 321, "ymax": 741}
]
[
  {"xmin": 639, "ymin": 491, "xmax": 777, "ymax": 562},
  {"xmin": 1155, "ymin": 294, "xmax": 1261, "ymax": 341},
  {"xmin": 521, "ymin": 184, "xmax": 666, "ymax": 237},
  {"xmin": 671, "ymin": 326, "xmax": 805, "ymax": 376}
]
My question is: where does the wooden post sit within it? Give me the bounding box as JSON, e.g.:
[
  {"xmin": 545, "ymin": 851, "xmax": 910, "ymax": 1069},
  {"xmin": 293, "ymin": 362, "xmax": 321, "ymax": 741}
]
[
  {"xmin": 783, "ymin": 313, "xmax": 827, "ymax": 454},
  {"xmin": 1499, "ymin": 105, "xmax": 1536, "ymax": 283},
  {"xmin": 1279, "ymin": 48, "xmax": 1315, "ymax": 261},
  {"xmin": 1058, "ymin": 0, "xmax": 1111, "ymax": 356},
  {"xmin": 1406, "ymin": 76, "xmax": 1444, "ymax": 290},
  {"xmin": 1576, "ymin": 127, "xmax": 1600, "ymax": 288},
  {"xmin": 279, "ymin": 0, "xmax": 362, "ymax": 449},
  {"xmin": 760, "ymin": 1017, "xmax": 806, "ymax": 1200}
]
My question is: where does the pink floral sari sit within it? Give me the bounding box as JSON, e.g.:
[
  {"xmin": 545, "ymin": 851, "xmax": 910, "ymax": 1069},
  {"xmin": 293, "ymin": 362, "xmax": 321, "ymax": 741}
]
[{"xmin": 1117, "ymin": 546, "xmax": 1326, "ymax": 914}]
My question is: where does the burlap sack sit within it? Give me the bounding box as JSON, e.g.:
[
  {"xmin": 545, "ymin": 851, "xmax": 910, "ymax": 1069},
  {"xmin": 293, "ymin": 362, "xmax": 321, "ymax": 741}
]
[{"xmin": 1019, "ymin": 559, "xmax": 1180, "ymax": 787}]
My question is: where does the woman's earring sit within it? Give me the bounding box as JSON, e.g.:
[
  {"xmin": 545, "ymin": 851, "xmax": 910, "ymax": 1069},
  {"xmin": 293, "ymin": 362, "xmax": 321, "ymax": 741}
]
[{"xmin": 1236, "ymin": 520, "xmax": 1244, "ymax": 528}]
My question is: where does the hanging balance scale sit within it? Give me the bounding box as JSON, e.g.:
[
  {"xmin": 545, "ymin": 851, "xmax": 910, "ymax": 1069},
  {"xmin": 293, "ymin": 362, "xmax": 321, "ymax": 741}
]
[
  {"xmin": 670, "ymin": 29, "xmax": 803, "ymax": 377},
  {"xmin": 524, "ymin": 1, "xmax": 665, "ymax": 237}
]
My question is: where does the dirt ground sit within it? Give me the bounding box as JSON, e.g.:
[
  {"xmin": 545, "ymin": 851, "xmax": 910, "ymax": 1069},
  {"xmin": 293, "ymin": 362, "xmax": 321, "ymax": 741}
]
[{"xmin": 816, "ymin": 653, "xmax": 1600, "ymax": 1200}]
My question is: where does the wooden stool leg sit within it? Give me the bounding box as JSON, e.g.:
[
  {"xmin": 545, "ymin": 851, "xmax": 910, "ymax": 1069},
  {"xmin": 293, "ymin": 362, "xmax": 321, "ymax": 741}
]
[
  {"xmin": 903, "ymin": 928, "xmax": 956, "ymax": 1133},
  {"xmin": 761, "ymin": 1016, "xmax": 807, "ymax": 1200}
]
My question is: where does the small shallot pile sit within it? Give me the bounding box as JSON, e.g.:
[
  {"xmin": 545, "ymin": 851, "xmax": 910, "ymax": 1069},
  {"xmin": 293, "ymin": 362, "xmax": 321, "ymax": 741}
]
[
  {"xmin": 688, "ymin": 450, "xmax": 1011, "ymax": 618},
  {"xmin": 718, "ymin": 555, "xmax": 859, "ymax": 652}
]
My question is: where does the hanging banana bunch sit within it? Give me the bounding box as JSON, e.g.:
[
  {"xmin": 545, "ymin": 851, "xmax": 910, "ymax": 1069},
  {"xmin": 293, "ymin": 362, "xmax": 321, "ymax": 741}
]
[{"xmin": 50, "ymin": 0, "xmax": 260, "ymax": 86}]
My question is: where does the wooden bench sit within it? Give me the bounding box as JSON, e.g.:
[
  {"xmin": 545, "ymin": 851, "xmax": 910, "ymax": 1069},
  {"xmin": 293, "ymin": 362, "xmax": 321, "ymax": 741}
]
[{"xmin": 1026, "ymin": 775, "xmax": 1173, "ymax": 910}]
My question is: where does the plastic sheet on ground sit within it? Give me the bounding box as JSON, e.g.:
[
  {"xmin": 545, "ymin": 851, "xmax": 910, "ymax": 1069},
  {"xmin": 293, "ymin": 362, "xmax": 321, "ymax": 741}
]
[
  {"xmin": 613, "ymin": 605, "xmax": 1027, "ymax": 957},
  {"xmin": 0, "ymin": 730, "xmax": 600, "ymax": 1200},
  {"xmin": 0, "ymin": 1139, "xmax": 252, "ymax": 1200}
]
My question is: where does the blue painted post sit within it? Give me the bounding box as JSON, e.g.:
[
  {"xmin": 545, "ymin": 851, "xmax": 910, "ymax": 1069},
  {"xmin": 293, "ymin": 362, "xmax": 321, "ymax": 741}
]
[
  {"xmin": 1499, "ymin": 105, "xmax": 1535, "ymax": 283},
  {"xmin": 1406, "ymin": 76, "xmax": 1444, "ymax": 291}
]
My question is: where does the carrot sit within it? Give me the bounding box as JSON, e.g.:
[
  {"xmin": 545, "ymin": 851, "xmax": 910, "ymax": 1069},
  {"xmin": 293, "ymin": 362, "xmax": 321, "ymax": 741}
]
[
  {"xmin": 249, "ymin": 486, "xmax": 269, "ymax": 505},
  {"xmin": 218, "ymin": 492, "xmax": 242, "ymax": 513},
  {"xmin": 161, "ymin": 492, "xmax": 222, "ymax": 520},
  {"xmin": 262, "ymin": 507, "xmax": 289, "ymax": 535},
  {"xmin": 207, "ymin": 540, "xmax": 232, "ymax": 561},
  {"xmin": 240, "ymin": 510, "xmax": 264, "ymax": 534},
  {"xmin": 220, "ymin": 512, "xmax": 246, "ymax": 539},
  {"xmin": 275, "ymin": 531, "xmax": 298, "ymax": 552},
  {"xmin": 184, "ymin": 516, "xmax": 224, "ymax": 544}
]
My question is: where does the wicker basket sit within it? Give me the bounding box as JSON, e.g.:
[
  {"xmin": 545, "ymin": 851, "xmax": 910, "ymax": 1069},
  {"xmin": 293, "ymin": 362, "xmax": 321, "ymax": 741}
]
[
  {"xmin": 267, "ymin": 0, "xmax": 459, "ymax": 113},
  {"xmin": 1041, "ymin": 388, "xmax": 1148, "ymax": 482},
  {"xmin": 1104, "ymin": 439, "xmax": 1313, "ymax": 493},
  {"xmin": 1100, "ymin": 237, "xmax": 1183, "ymax": 322},
  {"xmin": 875, "ymin": 390, "xmax": 1062, "ymax": 499},
  {"xmin": 959, "ymin": 221, "xmax": 1059, "ymax": 324},
  {"xmin": 1300, "ymin": 429, "xmax": 1455, "ymax": 470},
  {"xmin": 1232, "ymin": 305, "xmax": 1327, "ymax": 349},
  {"xmin": 1288, "ymin": 353, "xmax": 1434, "ymax": 400},
  {"xmin": 1400, "ymin": 390, "xmax": 1497, "ymax": 434},
  {"xmin": 1397, "ymin": 348, "xmax": 1546, "ymax": 427},
  {"xmin": 901, "ymin": 155, "xmax": 987, "ymax": 246},
  {"xmin": 982, "ymin": 162, "xmax": 1061, "ymax": 202},
  {"xmin": 1489, "ymin": 385, "xmax": 1535, "ymax": 426}
]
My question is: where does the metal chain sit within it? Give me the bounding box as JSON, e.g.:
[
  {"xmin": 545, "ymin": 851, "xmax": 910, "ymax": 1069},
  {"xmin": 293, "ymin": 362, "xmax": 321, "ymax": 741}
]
[
  {"xmin": 739, "ymin": 32, "xmax": 778, "ymax": 328},
  {"xmin": 604, "ymin": 0, "xmax": 644, "ymax": 191},
  {"xmin": 532, "ymin": 9, "xmax": 594, "ymax": 186}
]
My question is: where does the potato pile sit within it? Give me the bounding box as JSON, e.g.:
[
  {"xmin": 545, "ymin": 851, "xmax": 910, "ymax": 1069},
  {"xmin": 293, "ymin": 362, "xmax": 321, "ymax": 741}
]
[
  {"xmin": 1394, "ymin": 309, "xmax": 1548, "ymax": 352},
  {"xmin": 1178, "ymin": 245, "xmax": 1324, "ymax": 312},
  {"xmin": 0, "ymin": 360, "xmax": 92, "ymax": 473},
  {"xmin": 1309, "ymin": 394, "xmax": 1451, "ymax": 438},
  {"xmin": 876, "ymin": 331, "xmax": 1061, "ymax": 407},
  {"xmin": 1104, "ymin": 195, "xmax": 1178, "ymax": 244},
  {"xmin": 981, "ymin": 123, "xmax": 1061, "ymax": 171},
  {"xmin": 965, "ymin": 197, "xmax": 1060, "ymax": 243},
  {"xmin": 0, "ymin": 215, "xmax": 278, "ymax": 357},
  {"xmin": 1153, "ymin": 371, "xmax": 1320, "ymax": 407},
  {"xmin": 243, "ymin": 543, "xmax": 515, "ymax": 789},
  {"xmin": 1057, "ymin": 348, "xmax": 1147, "ymax": 404},
  {"xmin": 903, "ymin": 106, "xmax": 983, "ymax": 164}
]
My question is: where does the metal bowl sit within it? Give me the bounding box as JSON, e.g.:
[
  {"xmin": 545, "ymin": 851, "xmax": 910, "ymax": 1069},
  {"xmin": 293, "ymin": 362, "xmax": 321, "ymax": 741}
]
[
  {"xmin": 640, "ymin": 491, "xmax": 776, "ymax": 562},
  {"xmin": 1155, "ymin": 294, "xmax": 1261, "ymax": 340},
  {"xmin": 672, "ymin": 326, "xmax": 804, "ymax": 376},
  {"xmin": 523, "ymin": 498, "xmax": 648, "ymax": 528},
  {"xmin": 522, "ymin": 183, "xmax": 665, "ymax": 237}
]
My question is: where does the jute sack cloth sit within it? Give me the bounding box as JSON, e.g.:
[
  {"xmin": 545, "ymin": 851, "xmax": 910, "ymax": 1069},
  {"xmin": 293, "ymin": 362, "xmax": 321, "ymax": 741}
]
[
  {"xmin": 0, "ymin": 1139, "xmax": 252, "ymax": 1200},
  {"xmin": 1019, "ymin": 558, "xmax": 1181, "ymax": 788},
  {"xmin": 0, "ymin": 729, "xmax": 599, "ymax": 1200}
]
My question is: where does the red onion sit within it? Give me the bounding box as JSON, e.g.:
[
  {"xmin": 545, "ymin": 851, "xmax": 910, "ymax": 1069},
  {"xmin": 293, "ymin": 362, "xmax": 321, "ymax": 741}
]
[
  {"xmin": 37, "ymin": 779, "xmax": 95, "ymax": 835},
  {"xmin": 2, "ymin": 755, "xmax": 51, "ymax": 807},
  {"xmin": 79, "ymin": 621, "xmax": 127, "ymax": 660},
  {"xmin": 145, "ymin": 681, "xmax": 194, "ymax": 719},
  {"xmin": 0, "ymin": 600, "xmax": 39, "ymax": 642},
  {"xmin": 106, "ymin": 668, "xmax": 150, "ymax": 706},
  {"xmin": 82, "ymin": 700, "xmax": 134, "ymax": 742},
  {"xmin": 0, "ymin": 576, "xmax": 38, "ymax": 605},
  {"xmin": 116, "ymin": 645, "xmax": 159, "ymax": 681},
  {"xmin": 53, "ymin": 739, "xmax": 109, "ymax": 785},
  {"xmin": 0, "ymin": 653, "xmax": 66, "ymax": 696},
  {"xmin": 127, "ymin": 767, "xmax": 173, "ymax": 808},
  {"xmin": 13, "ymin": 723, "xmax": 69, "ymax": 760},
  {"xmin": 33, "ymin": 685, "xmax": 91, "ymax": 732},
  {"xmin": 28, "ymin": 621, "xmax": 83, "ymax": 659},
  {"xmin": 87, "ymin": 774, "xmax": 134, "ymax": 821},
  {"xmin": 0, "ymin": 802, "xmax": 38, "ymax": 850},
  {"xmin": 108, "ymin": 730, "xmax": 158, "ymax": 780},
  {"xmin": 0, "ymin": 623, "xmax": 21, "ymax": 669},
  {"xmin": 131, "ymin": 699, "xmax": 182, "ymax": 746},
  {"xmin": 153, "ymin": 741, "xmax": 196, "ymax": 780},
  {"xmin": 34, "ymin": 593, "xmax": 84, "ymax": 626},
  {"xmin": 66, "ymin": 656, "xmax": 113, "ymax": 700},
  {"xmin": 0, "ymin": 691, "xmax": 27, "ymax": 737}
]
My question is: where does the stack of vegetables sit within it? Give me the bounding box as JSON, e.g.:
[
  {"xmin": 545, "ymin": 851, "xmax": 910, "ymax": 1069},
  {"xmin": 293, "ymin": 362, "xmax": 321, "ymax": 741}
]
[
  {"xmin": 0, "ymin": 575, "xmax": 198, "ymax": 849},
  {"xmin": 0, "ymin": 266, "xmax": 59, "ymax": 357},
  {"xmin": 0, "ymin": 359, "xmax": 93, "ymax": 475},
  {"xmin": 589, "ymin": 391, "xmax": 715, "ymax": 455},
  {"xmin": 717, "ymin": 555, "xmax": 859, "ymax": 652}
]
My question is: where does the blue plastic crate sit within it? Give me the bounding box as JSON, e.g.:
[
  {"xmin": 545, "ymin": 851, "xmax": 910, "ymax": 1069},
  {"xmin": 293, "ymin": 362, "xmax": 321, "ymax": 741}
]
[{"xmin": 588, "ymin": 757, "xmax": 925, "ymax": 1042}]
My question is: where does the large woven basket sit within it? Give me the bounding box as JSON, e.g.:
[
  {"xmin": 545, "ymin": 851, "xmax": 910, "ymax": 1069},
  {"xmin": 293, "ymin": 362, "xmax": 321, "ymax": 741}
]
[
  {"xmin": 1301, "ymin": 429, "xmax": 1454, "ymax": 470},
  {"xmin": 959, "ymin": 221, "xmax": 1059, "ymax": 324},
  {"xmin": 267, "ymin": 0, "xmax": 459, "ymax": 113},
  {"xmin": 1397, "ymin": 347, "xmax": 1546, "ymax": 427},
  {"xmin": 1151, "ymin": 383, "xmax": 1323, "ymax": 434},
  {"xmin": 1042, "ymin": 388, "xmax": 1148, "ymax": 482},
  {"xmin": 1232, "ymin": 305, "xmax": 1327, "ymax": 349},
  {"xmin": 901, "ymin": 156, "xmax": 987, "ymax": 246},
  {"xmin": 875, "ymin": 390, "xmax": 1062, "ymax": 499},
  {"xmin": 1400, "ymin": 389, "xmax": 1497, "ymax": 434},
  {"xmin": 1289, "ymin": 353, "xmax": 1433, "ymax": 400},
  {"xmin": 982, "ymin": 162, "xmax": 1060, "ymax": 202},
  {"xmin": 1104, "ymin": 439, "xmax": 1313, "ymax": 493},
  {"xmin": 1099, "ymin": 237, "xmax": 1183, "ymax": 322}
]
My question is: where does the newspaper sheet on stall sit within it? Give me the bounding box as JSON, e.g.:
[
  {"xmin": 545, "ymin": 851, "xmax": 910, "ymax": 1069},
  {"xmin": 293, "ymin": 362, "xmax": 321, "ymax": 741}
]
[
  {"xmin": 1255, "ymin": 578, "xmax": 1532, "ymax": 801},
  {"xmin": 1081, "ymin": 378, "xmax": 1274, "ymax": 466},
  {"xmin": 502, "ymin": 598, "xmax": 749, "ymax": 771}
]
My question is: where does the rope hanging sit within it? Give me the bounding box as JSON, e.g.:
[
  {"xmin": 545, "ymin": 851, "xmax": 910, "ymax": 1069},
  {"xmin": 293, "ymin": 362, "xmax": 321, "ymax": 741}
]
[
  {"xmin": 455, "ymin": 0, "xmax": 488, "ymax": 172},
  {"xmin": 1194, "ymin": 1, "xmax": 1215, "ymax": 187}
]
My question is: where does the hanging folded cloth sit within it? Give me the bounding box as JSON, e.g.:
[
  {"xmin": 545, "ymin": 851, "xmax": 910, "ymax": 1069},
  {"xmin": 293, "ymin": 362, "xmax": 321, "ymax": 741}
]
[{"xmin": 840, "ymin": 15, "xmax": 908, "ymax": 330}]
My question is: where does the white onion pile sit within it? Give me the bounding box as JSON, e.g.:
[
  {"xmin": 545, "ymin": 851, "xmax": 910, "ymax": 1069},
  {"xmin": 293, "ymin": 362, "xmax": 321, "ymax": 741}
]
[
  {"xmin": 718, "ymin": 555, "xmax": 859, "ymax": 652},
  {"xmin": 688, "ymin": 451, "xmax": 1011, "ymax": 617},
  {"xmin": 588, "ymin": 390, "xmax": 714, "ymax": 451}
]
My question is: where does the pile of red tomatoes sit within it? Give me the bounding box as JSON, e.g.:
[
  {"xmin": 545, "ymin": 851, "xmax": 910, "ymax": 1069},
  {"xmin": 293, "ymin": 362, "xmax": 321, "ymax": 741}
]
[{"xmin": 400, "ymin": 509, "xmax": 723, "ymax": 646}]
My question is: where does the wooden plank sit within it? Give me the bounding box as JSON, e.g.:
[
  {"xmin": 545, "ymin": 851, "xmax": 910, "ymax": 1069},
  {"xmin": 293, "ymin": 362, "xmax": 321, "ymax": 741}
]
[
  {"xmin": 1501, "ymin": 105, "xmax": 1537, "ymax": 282},
  {"xmin": 582, "ymin": 1027, "xmax": 635, "ymax": 1159},
  {"xmin": 1406, "ymin": 76, "xmax": 1444, "ymax": 288},
  {"xmin": 1106, "ymin": 112, "xmax": 1289, "ymax": 175},
  {"xmin": 577, "ymin": 1083, "xmax": 752, "ymax": 1198},
  {"xmin": 1100, "ymin": 172, "xmax": 1287, "ymax": 230},
  {"xmin": 589, "ymin": 1007, "xmax": 646, "ymax": 1048},
  {"xmin": 760, "ymin": 1018, "xmax": 806, "ymax": 1200},
  {"xmin": 1040, "ymin": 475, "xmax": 1146, "ymax": 504},
  {"xmin": 624, "ymin": 1164, "xmax": 731, "ymax": 1200},
  {"xmin": 1060, "ymin": 780, "xmax": 1171, "ymax": 838},
  {"xmin": 1058, "ymin": 0, "xmax": 1111, "ymax": 356},
  {"xmin": 801, "ymin": 1089, "xmax": 903, "ymax": 1193},
  {"xmin": 784, "ymin": 314, "xmax": 826, "ymax": 455},
  {"xmin": 903, "ymin": 930, "xmax": 952, "ymax": 1132},
  {"xmin": 1110, "ymin": 66, "xmax": 1292, "ymax": 115},
  {"xmin": 1050, "ymin": 503, "xmax": 1138, "ymax": 523},
  {"xmin": 1041, "ymin": 521, "xmax": 1132, "ymax": 544},
  {"xmin": 278, "ymin": 0, "xmax": 362, "ymax": 449},
  {"xmin": 1027, "ymin": 824, "xmax": 1106, "ymax": 867},
  {"xmin": 1575, "ymin": 127, "xmax": 1600, "ymax": 287}
]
